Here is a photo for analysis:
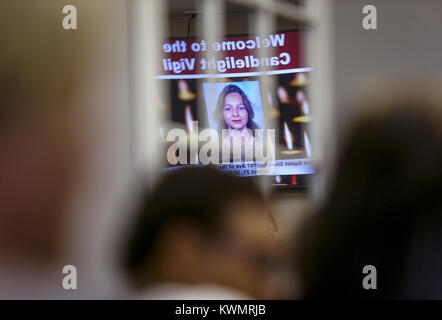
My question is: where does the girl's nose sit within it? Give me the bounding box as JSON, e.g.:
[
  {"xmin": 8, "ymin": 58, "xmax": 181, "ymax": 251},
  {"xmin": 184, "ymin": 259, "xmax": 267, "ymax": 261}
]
[{"xmin": 232, "ymin": 107, "xmax": 238, "ymax": 116}]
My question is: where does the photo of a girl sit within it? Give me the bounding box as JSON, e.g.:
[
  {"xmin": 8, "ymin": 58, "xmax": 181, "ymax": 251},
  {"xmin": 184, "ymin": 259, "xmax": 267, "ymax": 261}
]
[
  {"xmin": 214, "ymin": 84, "xmax": 260, "ymax": 134},
  {"xmin": 213, "ymin": 84, "xmax": 262, "ymax": 162}
]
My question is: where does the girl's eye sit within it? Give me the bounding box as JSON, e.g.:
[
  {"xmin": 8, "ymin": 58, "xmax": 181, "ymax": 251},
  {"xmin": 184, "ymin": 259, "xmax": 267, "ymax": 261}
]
[
  {"xmin": 224, "ymin": 105, "xmax": 232, "ymax": 111},
  {"xmin": 239, "ymin": 105, "xmax": 246, "ymax": 110}
]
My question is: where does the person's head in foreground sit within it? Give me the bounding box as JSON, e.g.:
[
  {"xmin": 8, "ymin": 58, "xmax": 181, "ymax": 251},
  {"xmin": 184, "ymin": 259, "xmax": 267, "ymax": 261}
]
[
  {"xmin": 123, "ymin": 166, "xmax": 276, "ymax": 299},
  {"xmin": 215, "ymin": 84, "xmax": 259, "ymax": 135},
  {"xmin": 0, "ymin": 0, "xmax": 121, "ymax": 298},
  {"xmin": 295, "ymin": 92, "xmax": 442, "ymax": 299},
  {"xmin": 0, "ymin": 0, "xmax": 89, "ymax": 294}
]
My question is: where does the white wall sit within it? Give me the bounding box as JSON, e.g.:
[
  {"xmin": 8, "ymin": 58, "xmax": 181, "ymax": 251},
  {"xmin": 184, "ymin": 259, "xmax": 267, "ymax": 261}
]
[{"xmin": 332, "ymin": 0, "xmax": 442, "ymax": 144}]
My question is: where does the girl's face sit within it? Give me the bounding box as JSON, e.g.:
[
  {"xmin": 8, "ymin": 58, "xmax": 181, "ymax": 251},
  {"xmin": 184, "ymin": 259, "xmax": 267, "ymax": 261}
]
[{"xmin": 223, "ymin": 92, "xmax": 248, "ymax": 130}]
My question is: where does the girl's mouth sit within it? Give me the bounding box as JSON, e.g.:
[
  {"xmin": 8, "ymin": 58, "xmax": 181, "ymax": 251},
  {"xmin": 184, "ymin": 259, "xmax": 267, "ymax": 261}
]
[{"xmin": 232, "ymin": 119, "xmax": 243, "ymax": 123}]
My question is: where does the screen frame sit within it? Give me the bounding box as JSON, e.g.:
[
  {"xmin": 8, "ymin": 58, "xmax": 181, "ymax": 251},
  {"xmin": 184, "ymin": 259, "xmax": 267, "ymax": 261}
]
[{"xmin": 160, "ymin": 27, "xmax": 314, "ymax": 193}]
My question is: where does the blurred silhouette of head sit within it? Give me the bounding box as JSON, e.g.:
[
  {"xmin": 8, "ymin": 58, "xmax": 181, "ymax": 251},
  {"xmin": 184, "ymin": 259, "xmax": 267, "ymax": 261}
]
[
  {"xmin": 0, "ymin": 0, "xmax": 94, "ymax": 262},
  {"xmin": 0, "ymin": 0, "xmax": 129, "ymax": 299},
  {"xmin": 124, "ymin": 166, "xmax": 276, "ymax": 298},
  {"xmin": 295, "ymin": 93, "xmax": 442, "ymax": 299}
]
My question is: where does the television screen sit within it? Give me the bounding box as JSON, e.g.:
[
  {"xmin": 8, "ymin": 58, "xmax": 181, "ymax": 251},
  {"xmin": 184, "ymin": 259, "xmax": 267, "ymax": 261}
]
[{"xmin": 158, "ymin": 30, "xmax": 314, "ymax": 188}]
